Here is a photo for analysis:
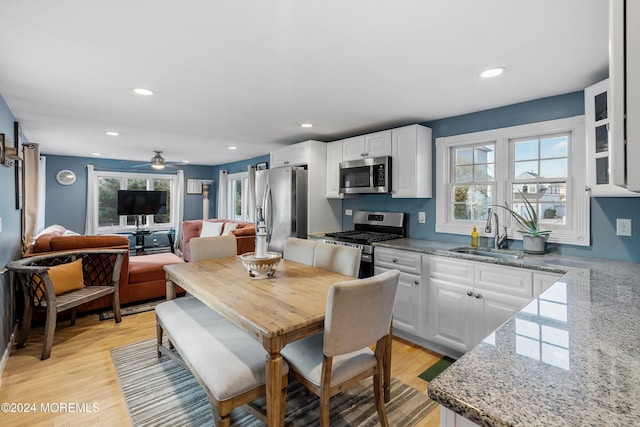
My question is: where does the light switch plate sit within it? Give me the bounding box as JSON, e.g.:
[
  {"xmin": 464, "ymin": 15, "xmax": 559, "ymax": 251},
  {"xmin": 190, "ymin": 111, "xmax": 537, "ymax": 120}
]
[
  {"xmin": 418, "ymin": 212, "xmax": 426, "ymax": 223},
  {"xmin": 345, "ymin": 209, "xmax": 353, "ymax": 216},
  {"xmin": 616, "ymin": 218, "xmax": 632, "ymax": 236}
]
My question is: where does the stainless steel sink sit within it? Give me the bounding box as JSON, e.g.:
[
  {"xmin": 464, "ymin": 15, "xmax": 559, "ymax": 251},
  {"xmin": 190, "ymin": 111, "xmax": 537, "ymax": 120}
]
[{"xmin": 449, "ymin": 246, "xmax": 525, "ymax": 260}]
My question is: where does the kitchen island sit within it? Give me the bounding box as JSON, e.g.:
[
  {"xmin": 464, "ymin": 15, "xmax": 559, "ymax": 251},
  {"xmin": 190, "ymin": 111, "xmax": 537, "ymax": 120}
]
[{"xmin": 374, "ymin": 238, "xmax": 640, "ymax": 426}]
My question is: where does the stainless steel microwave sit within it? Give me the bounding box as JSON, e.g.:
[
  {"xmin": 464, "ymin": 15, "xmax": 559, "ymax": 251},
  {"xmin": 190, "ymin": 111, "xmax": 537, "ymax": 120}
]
[{"xmin": 339, "ymin": 156, "xmax": 391, "ymax": 194}]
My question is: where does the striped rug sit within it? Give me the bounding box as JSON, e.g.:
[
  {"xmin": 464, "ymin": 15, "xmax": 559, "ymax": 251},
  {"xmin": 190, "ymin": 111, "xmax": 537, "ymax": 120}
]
[{"xmin": 111, "ymin": 338, "xmax": 437, "ymax": 426}]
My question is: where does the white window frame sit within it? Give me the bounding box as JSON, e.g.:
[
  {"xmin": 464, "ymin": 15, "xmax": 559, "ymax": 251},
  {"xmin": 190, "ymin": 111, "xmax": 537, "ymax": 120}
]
[
  {"xmin": 92, "ymin": 170, "xmax": 179, "ymax": 234},
  {"xmin": 436, "ymin": 116, "xmax": 589, "ymax": 246},
  {"xmin": 226, "ymin": 172, "xmax": 249, "ymax": 221}
]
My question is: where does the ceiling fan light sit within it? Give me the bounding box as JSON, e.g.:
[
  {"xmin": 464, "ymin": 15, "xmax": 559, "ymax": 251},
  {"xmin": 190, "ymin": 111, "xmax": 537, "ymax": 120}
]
[{"xmin": 151, "ymin": 151, "xmax": 165, "ymax": 169}]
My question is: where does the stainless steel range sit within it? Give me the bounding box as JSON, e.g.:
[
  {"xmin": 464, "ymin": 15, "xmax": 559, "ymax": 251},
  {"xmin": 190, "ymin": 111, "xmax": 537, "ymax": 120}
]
[{"xmin": 318, "ymin": 211, "xmax": 406, "ymax": 278}]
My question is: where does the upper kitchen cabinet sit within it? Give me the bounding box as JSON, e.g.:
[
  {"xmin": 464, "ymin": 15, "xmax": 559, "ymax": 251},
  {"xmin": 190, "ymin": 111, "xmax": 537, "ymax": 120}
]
[
  {"xmin": 391, "ymin": 124, "xmax": 432, "ymax": 198},
  {"xmin": 342, "ymin": 130, "xmax": 392, "ymax": 161},
  {"xmin": 608, "ymin": 0, "xmax": 640, "ymax": 192},
  {"xmin": 270, "ymin": 141, "xmax": 309, "ymax": 168},
  {"xmin": 326, "ymin": 140, "xmax": 343, "ymax": 198},
  {"xmin": 584, "ymin": 79, "xmax": 637, "ymax": 196}
]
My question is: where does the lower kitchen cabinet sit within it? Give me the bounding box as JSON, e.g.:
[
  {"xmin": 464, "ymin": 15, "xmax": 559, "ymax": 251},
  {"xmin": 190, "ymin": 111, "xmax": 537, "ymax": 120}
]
[
  {"xmin": 426, "ymin": 255, "xmax": 538, "ymax": 354},
  {"xmin": 374, "ymin": 247, "xmax": 423, "ymax": 336},
  {"xmin": 374, "ymin": 247, "xmax": 563, "ymax": 357}
]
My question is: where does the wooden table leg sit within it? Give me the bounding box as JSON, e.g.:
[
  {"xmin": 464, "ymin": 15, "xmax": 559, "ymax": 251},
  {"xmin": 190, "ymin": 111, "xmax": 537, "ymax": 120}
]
[
  {"xmin": 266, "ymin": 351, "xmax": 285, "ymax": 427},
  {"xmin": 383, "ymin": 328, "xmax": 393, "ymax": 402},
  {"xmin": 166, "ymin": 279, "xmax": 176, "ymax": 300}
]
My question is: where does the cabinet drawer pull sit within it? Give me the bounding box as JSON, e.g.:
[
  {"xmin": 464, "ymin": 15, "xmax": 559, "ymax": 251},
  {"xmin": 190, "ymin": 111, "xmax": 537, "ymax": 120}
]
[
  {"xmin": 474, "ymin": 293, "xmax": 482, "ymax": 299},
  {"xmin": 391, "ymin": 258, "xmax": 397, "ymax": 263},
  {"xmin": 414, "ymin": 280, "xmax": 419, "ymax": 285},
  {"xmin": 284, "ymin": 160, "xmax": 290, "ymax": 165},
  {"xmin": 466, "ymin": 290, "xmax": 473, "ymax": 297}
]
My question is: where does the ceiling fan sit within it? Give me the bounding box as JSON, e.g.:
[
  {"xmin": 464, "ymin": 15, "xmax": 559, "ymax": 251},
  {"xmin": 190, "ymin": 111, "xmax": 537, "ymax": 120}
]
[{"xmin": 133, "ymin": 151, "xmax": 181, "ymax": 170}]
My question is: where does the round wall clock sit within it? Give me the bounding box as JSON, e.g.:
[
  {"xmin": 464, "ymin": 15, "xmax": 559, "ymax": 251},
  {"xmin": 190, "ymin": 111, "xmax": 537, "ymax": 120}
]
[{"xmin": 56, "ymin": 169, "xmax": 77, "ymax": 185}]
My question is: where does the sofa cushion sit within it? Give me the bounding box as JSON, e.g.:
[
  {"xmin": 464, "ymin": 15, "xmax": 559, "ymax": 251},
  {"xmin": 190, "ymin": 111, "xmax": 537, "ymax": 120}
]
[
  {"xmin": 128, "ymin": 253, "xmax": 183, "ymax": 284},
  {"xmin": 50, "ymin": 235, "xmax": 130, "ymax": 252},
  {"xmin": 32, "ymin": 225, "xmax": 67, "ymax": 253},
  {"xmin": 200, "ymin": 221, "xmax": 223, "ymax": 237}
]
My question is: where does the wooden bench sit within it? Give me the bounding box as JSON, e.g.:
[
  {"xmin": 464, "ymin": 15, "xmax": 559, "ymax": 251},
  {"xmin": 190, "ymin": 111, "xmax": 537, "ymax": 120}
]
[
  {"xmin": 8, "ymin": 249, "xmax": 127, "ymax": 360},
  {"xmin": 155, "ymin": 296, "xmax": 289, "ymax": 426}
]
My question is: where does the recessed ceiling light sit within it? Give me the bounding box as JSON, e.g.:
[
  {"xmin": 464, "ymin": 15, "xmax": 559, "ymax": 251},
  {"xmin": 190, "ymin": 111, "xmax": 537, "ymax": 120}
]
[
  {"xmin": 92, "ymin": 152, "xmax": 101, "ymax": 156},
  {"xmin": 301, "ymin": 123, "xmax": 313, "ymax": 128},
  {"xmin": 480, "ymin": 67, "xmax": 506, "ymax": 78},
  {"xmin": 182, "ymin": 160, "xmax": 190, "ymax": 164},
  {"xmin": 228, "ymin": 146, "xmax": 237, "ymax": 150},
  {"xmin": 105, "ymin": 131, "xmax": 119, "ymax": 136},
  {"xmin": 133, "ymin": 88, "xmax": 154, "ymax": 96}
]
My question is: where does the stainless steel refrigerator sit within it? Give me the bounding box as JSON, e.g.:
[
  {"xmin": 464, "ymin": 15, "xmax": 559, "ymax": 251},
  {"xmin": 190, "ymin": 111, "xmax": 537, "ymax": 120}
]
[{"xmin": 255, "ymin": 166, "xmax": 308, "ymax": 254}]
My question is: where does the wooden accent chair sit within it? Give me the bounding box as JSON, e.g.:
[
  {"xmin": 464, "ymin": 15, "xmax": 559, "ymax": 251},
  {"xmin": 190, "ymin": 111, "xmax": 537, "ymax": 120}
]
[
  {"xmin": 281, "ymin": 269, "xmax": 400, "ymax": 427},
  {"xmin": 8, "ymin": 249, "xmax": 127, "ymax": 360},
  {"xmin": 190, "ymin": 235, "xmax": 237, "ymax": 262}
]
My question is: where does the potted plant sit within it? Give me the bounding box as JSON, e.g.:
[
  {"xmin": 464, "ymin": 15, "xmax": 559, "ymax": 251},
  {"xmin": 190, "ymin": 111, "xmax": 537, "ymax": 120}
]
[{"xmin": 498, "ymin": 191, "xmax": 551, "ymax": 254}]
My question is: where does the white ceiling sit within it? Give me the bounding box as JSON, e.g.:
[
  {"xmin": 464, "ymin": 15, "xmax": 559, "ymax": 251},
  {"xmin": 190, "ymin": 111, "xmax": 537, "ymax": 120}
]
[{"xmin": 0, "ymin": 0, "xmax": 609, "ymax": 166}]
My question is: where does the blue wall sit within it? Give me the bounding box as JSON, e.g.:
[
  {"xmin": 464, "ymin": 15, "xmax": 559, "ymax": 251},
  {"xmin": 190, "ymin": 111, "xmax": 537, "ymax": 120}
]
[
  {"xmin": 0, "ymin": 95, "xmax": 21, "ymax": 364},
  {"xmin": 44, "ymin": 153, "xmax": 270, "ymax": 232},
  {"xmin": 344, "ymin": 91, "xmax": 640, "ymax": 262}
]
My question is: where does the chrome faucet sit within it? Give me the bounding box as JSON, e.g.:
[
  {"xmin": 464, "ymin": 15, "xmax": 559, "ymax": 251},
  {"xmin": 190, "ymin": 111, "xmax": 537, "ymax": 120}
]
[{"xmin": 485, "ymin": 208, "xmax": 508, "ymax": 249}]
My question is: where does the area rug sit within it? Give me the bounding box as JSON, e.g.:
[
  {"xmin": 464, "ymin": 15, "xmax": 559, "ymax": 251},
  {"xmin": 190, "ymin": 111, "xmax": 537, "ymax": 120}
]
[
  {"xmin": 418, "ymin": 356, "xmax": 457, "ymax": 382},
  {"xmin": 99, "ymin": 298, "xmax": 164, "ymax": 321},
  {"xmin": 111, "ymin": 339, "xmax": 438, "ymax": 426}
]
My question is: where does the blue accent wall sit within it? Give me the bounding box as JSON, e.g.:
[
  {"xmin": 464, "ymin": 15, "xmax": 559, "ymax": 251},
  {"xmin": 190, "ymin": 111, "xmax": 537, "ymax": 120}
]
[
  {"xmin": 344, "ymin": 91, "xmax": 640, "ymax": 262},
  {"xmin": 0, "ymin": 95, "xmax": 21, "ymax": 364}
]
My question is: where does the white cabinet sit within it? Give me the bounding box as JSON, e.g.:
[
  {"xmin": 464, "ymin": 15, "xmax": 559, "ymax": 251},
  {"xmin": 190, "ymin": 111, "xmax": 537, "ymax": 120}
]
[
  {"xmin": 342, "ymin": 130, "xmax": 392, "ymax": 161},
  {"xmin": 533, "ymin": 271, "xmax": 562, "ymax": 296},
  {"xmin": 325, "ymin": 140, "xmax": 343, "ymax": 198},
  {"xmin": 584, "ymin": 79, "xmax": 638, "ymax": 196},
  {"xmin": 270, "ymin": 141, "xmax": 309, "ymax": 168},
  {"xmin": 391, "ymin": 124, "xmax": 432, "ymax": 198},
  {"xmin": 609, "ymin": 0, "xmax": 640, "ymax": 192},
  {"xmin": 427, "ymin": 256, "xmax": 534, "ymax": 354},
  {"xmin": 374, "ymin": 247, "xmax": 422, "ymax": 336}
]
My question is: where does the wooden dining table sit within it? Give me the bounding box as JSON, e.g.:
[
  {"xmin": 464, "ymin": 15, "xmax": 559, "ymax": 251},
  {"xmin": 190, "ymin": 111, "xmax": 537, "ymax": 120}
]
[{"xmin": 164, "ymin": 255, "xmax": 391, "ymax": 427}]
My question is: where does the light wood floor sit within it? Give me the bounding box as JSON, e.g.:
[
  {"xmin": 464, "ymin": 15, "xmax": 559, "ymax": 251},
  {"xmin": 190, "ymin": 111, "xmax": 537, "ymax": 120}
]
[{"xmin": 1, "ymin": 310, "xmax": 442, "ymax": 427}]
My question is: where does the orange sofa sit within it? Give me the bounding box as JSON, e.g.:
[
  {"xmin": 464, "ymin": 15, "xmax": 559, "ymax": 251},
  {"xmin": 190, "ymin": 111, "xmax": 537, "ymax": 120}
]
[
  {"xmin": 25, "ymin": 225, "xmax": 183, "ymax": 312},
  {"xmin": 182, "ymin": 219, "xmax": 255, "ymax": 262}
]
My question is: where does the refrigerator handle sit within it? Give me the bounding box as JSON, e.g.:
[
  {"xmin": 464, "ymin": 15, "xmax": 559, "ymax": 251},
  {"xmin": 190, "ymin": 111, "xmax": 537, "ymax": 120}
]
[{"xmin": 263, "ymin": 183, "xmax": 273, "ymax": 243}]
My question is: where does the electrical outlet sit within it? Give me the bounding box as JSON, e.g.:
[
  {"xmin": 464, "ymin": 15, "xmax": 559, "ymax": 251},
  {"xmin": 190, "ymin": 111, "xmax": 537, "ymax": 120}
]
[
  {"xmin": 345, "ymin": 209, "xmax": 353, "ymax": 216},
  {"xmin": 418, "ymin": 212, "xmax": 426, "ymax": 223},
  {"xmin": 616, "ymin": 218, "xmax": 632, "ymax": 236}
]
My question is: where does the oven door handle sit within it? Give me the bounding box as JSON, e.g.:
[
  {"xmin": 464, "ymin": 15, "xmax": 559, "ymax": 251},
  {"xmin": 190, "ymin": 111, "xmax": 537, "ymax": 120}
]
[{"xmin": 361, "ymin": 253, "xmax": 372, "ymax": 262}]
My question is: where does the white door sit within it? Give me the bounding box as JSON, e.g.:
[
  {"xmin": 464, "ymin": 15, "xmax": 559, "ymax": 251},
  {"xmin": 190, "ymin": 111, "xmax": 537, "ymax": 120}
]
[
  {"xmin": 429, "ymin": 277, "xmax": 473, "ymax": 354},
  {"xmin": 391, "ymin": 271, "xmax": 421, "ymax": 335}
]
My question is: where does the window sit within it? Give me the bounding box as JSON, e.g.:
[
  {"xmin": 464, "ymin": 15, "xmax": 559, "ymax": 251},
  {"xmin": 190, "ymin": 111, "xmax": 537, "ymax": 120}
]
[
  {"xmin": 94, "ymin": 171, "xmax": 178, "ymax": 233},
  {"xmin": 227, "ymin": 172, "xmax": 249, "ymax": 221},
  {"xmin": 436, "ymin": 116, "xmax": 589, "ymax": 246}
]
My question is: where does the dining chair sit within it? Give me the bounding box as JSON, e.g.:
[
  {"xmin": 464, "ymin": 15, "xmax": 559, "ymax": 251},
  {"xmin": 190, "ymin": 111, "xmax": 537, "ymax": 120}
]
[
  {"xmin": 281, "ymin": 269, "xmax": 400, "ymax": 427},
  {"xmin": 312, "ymin": 241, "xmax": 361, "ymax": 277},
  {"xmin": 190, "ymin": 235, "xmax": 237, "ymax": 262},
  {"xmin": 283, "ymin": 237, "xmax": 318, "ymax": 266}
]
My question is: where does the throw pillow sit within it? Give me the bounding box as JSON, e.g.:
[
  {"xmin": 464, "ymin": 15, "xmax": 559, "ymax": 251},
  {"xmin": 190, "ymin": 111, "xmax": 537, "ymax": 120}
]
[
  {"xmin": 222, "ymin": 222, "xmax": 238, "ymax": 236},
  {"xmin": 200, "ymin": 221, "xmax": 223, "ymax": 237},
  {"xmin": 37, "ymin": 259, "xmax": 86, "ymax": 297}
]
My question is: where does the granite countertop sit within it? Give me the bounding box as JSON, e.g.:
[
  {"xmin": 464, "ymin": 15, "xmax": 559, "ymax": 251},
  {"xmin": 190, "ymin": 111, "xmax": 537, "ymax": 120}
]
[{"xmin": 374, "ymin": 238, "xmax": 640, "ymax": 426}]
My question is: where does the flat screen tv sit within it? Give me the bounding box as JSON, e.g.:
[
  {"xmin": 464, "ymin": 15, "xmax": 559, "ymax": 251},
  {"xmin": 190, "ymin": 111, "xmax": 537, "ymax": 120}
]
[{"xmin": 117, "ymin": 190, "xmax": 167, "ymax": 216}]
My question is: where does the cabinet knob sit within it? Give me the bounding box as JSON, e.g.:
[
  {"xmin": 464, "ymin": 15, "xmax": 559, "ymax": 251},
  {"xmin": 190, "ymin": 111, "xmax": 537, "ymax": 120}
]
[
  {"xmin": 391, "ymin": 258, "xmax": 397, "ymax": 263},
  {"xmin": 585, "ymin": 186, "xmax": 591, "ymax": 192},
  {"xmin": 474, "ymin": 293, "xmax": 482, "ymax": 299},
  {"xmin": 414, "ymin": 280, "xmax": 419, "ymax": 285},
  {"xmin": 284, "ymin": 160, "xmax": 289, "ymax": 165},
  {"xmin": 466, "ymin": 290, "xmax": 473, "ymax": 297}
]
